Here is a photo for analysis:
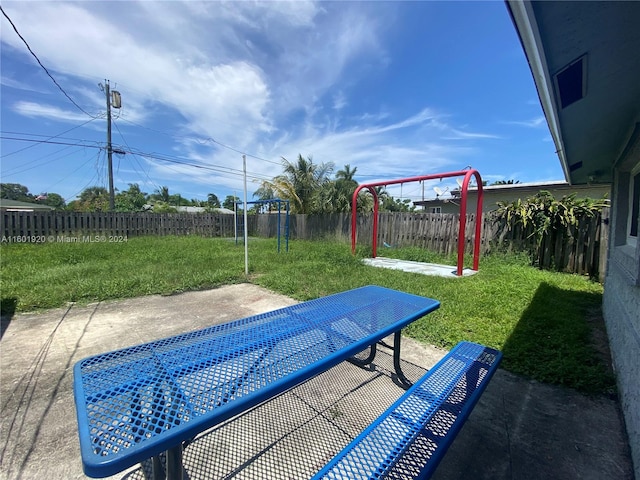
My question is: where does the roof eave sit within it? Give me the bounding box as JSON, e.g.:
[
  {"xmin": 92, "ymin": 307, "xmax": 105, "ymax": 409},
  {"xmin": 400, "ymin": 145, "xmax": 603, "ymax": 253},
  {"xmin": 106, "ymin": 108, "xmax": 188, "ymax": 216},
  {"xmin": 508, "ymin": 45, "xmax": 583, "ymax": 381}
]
[{"xmin": 506, "ymin": 1, "xmax": 571, "ymax": 183}]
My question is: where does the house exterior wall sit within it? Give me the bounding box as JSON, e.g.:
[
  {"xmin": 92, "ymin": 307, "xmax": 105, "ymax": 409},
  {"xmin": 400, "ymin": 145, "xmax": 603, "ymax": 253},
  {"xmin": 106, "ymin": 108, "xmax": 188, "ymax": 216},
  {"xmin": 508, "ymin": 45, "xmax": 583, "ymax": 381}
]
[
  {"xmin": 414, "ymin": 183, "xmax": 610, "ymax": 213},
  {"xmin": 0, "ymin": 200, "xmax": 55, "ymax": 212},
  {"xmin": 603, "ymin": 134, "xmax": 640, "ymax": 477},
  {"xmin": 415, "ymin": 199, "xmax": 460, "ymax": 215}
]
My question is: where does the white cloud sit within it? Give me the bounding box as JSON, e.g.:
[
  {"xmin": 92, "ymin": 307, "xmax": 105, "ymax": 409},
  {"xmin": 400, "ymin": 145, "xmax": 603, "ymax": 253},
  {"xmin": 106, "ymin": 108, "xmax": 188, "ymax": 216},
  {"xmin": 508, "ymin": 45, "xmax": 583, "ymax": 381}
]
[
  {"xmin": 12, "ymin": 101, "xmax": 92, "ymax": 123},
  {"xmin": 505, "ymin": 116, "xmax": 546, "ymax": 128},
  {"xmin": 1, "ymin": 75, "xmax": 49, "ymax": 93},
  {"xmin": 2, "ymin": 1, "xmax": 518, "ymax": 201},
  {"xmin": 130, "ymin": 102, "xmax": 494, "ymax": 199},
  {"xmin": 262, "ymin": 108, "xmax": 478, "ymax": 183},
  {"xmin": 2, "ymin": 2, "xmax": 272, "ymax": 145},
  {"xmin": 333, "ymin": 92, "xmax": 347, "ymax": 111},
  {"xmin": 222, "ymin": 1, "xmax": 322, "ymax": 28},
  {"xmin": 2, "ymin": 1, "xmax": 389, "ymax": 148},
  {"xmin": 444, "ymin": 129, "xmax": 502, "ymax": 140}
]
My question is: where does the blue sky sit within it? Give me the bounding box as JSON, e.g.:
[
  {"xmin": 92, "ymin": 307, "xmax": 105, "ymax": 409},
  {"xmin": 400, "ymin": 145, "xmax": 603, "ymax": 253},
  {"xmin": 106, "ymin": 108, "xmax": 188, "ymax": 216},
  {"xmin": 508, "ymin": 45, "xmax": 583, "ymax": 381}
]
[{"xmin": 0, "ymin": 1, "xmax": 563, "ymax": 205}]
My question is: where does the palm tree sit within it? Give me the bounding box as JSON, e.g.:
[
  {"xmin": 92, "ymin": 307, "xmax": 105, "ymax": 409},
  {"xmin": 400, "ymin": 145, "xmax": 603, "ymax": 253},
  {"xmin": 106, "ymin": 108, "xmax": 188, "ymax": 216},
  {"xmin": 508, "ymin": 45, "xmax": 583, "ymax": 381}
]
[
  {"xmin": 207, "ymin": 193, "xmax": 221, "ymax": 208},
  {"xmin": 336, "ymin": 164, "xmax": 357, "ymax": 182},
  {"xmin": 332, "ymin": 164, "xmax": 359, "ymax": 212},
  {"xmin": 253, "ymin": 184, "xmax": 275, "ymax": 201},
  {"xmin": 261, "ymin": 155, "xmax": 334, "ymax": 214},
  {"xmin": 153, "ymin": 186, "xmax": 170, "ymax": 203}
]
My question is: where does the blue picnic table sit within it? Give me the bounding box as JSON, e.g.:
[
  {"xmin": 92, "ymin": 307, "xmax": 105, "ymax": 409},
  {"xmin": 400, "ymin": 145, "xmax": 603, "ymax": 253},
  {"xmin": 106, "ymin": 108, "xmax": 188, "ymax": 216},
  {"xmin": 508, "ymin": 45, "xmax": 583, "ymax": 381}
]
[{"xmin": 73, "ymin": 285, "xmax": 440, "ymax": 479}]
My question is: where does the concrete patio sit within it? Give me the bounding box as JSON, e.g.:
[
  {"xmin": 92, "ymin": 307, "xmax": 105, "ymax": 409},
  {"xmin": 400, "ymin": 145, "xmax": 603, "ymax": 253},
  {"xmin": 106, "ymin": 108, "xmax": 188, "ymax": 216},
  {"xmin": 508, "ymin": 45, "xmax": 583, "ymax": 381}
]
[{"xmin": 0, "ymin": 284, "xmax": 633, "ymax": 479}]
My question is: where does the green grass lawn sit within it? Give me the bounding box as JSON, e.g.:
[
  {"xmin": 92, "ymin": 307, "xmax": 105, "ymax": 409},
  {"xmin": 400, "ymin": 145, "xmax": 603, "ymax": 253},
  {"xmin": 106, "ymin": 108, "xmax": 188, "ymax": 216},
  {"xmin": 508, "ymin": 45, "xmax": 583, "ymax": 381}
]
[{"xmin": 0, "ymin": 236, "xmax": 613, "ymax": 395}]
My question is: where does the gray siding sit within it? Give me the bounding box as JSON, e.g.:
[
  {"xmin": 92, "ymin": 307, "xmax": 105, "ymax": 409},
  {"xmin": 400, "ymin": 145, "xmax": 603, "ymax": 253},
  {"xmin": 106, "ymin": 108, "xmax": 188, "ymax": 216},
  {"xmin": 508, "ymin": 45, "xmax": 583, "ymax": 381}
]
[
  {"xmin": 603, "ymin": 271, "xmax": 640, "ymax": 474},
  {"xmin": 604, "ymin": 140, "xmax": 640, "ymax": 477}
]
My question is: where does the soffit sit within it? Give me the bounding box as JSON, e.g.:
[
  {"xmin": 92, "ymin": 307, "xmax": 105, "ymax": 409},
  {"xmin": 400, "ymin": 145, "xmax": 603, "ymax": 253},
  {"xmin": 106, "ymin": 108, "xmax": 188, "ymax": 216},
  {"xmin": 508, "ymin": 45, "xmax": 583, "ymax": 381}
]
[{"xmin": 530, "ymin": 1, "xmax": 640, "ymax": 184}]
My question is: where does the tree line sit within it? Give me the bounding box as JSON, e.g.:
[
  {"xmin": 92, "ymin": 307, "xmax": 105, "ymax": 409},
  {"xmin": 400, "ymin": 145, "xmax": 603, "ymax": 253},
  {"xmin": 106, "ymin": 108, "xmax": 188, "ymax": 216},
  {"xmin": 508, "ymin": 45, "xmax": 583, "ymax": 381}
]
[
  {"xmin": 1, "ymin": 154, "xmax": 417, "ymax": 214},
  {"xmin": 0, "ymin": 183, "xmax": 238, "ymax": 213}
]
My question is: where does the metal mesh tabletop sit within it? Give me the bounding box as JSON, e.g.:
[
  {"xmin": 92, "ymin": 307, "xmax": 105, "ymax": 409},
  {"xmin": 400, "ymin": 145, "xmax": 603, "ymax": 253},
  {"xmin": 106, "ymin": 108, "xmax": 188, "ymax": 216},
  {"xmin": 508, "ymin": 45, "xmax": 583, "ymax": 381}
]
[{"xmin": 73, "ymin": 285, "xmax": 440, "ymax": 477}]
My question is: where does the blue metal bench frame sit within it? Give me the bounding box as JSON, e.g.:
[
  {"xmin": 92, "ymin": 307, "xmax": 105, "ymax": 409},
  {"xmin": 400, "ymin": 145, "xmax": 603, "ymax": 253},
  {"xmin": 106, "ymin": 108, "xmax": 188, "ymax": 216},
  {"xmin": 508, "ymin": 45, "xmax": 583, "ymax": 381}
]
[
  {"xmin": 73, "ymin": 286, "xmax": 440, "ymax": 479},
  {"xmin": 312, "ymin": 341, "xmax": 502, "ymax": 480}
]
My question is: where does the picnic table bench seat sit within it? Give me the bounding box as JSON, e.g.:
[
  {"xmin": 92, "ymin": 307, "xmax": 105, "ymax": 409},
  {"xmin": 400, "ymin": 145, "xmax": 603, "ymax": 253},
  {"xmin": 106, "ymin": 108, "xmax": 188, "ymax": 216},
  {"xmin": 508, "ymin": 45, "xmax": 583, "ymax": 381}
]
[{"xmin": 312, "ymin": 341, "xmax": 502, "ymax": 480}]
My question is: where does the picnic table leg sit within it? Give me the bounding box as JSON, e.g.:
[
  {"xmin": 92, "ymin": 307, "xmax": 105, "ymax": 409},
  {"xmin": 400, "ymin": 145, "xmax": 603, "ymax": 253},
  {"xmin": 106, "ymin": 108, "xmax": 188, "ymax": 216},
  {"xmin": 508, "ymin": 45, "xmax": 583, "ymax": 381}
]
[
  {"xmin": 151, "ymin": 455, "xmax": 164, "ymax": 480},
  {"xmin": 165, "ymin": 445, "xmax": 184, "ymax": 480},
  {"xmin": 393, "ymin": 331, "xmax": 412, "ymax": 388},
  {"xmin": 150, "ymin": 446, "xmax": 183, "ymax": 480},
  {"xmin": 348, "ymin": 343, "xmax": 377, "ymax": 367}
]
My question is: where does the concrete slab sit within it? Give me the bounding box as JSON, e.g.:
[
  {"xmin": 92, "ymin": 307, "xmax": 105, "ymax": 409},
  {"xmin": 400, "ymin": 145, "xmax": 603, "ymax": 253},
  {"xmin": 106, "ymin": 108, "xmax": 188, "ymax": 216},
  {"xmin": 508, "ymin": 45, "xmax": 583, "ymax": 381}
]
[
  {"xmin": 0, "ymin": 284, "xmax": 633, "ymax": 479},
  {"xmin": 362, "ymin": 257, "xmax": 478, "ymax": 278}
]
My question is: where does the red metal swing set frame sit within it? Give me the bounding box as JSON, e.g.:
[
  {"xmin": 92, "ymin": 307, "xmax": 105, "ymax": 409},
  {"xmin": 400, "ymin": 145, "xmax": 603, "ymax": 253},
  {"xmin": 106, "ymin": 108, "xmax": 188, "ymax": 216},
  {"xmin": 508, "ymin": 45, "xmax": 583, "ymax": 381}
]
[{"xmin": 351, "ymin": 169, "xmax": 484, "ymax": 277}]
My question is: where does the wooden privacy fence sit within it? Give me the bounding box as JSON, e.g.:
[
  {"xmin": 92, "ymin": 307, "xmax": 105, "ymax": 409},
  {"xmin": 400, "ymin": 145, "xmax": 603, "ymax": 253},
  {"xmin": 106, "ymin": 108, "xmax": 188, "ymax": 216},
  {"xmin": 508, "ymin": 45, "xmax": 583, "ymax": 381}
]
[
  {"xmin": 261, "ymin": 211, "xmax": 609, "ymax": 278},
  {"xmin": 1, "ymin": 211, "xmax": 239, "ymax": 239},
  {"xmin": 286, "ymin": 212, "xmax": 496, "ymax": 255},
  {"xmin": 2, "ymin": 209, "xmax": 609, "ymax": 278},
  {"xmin": 486, "ymin": 208, "xmax": 610, "ymax": 278}
]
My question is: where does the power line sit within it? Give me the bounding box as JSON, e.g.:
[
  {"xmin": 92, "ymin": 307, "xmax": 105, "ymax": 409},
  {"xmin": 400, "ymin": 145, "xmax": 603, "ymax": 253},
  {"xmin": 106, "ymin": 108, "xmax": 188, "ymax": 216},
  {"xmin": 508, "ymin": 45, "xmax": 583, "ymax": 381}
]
[
  {"xmin": 2, "ymin": 130, "xmax": 96, "ymax": 141},
  {"xmin": 116, "ymin": 117, "xmax": 282, "ymax": 166},
  {"xmin": 1, "ymin": 116, "xmax": 103, "ymax": 157},
  {"xmin": 0, "ymin": 135, "xmax": 103, "ymax": 149},
  {"xmin": 1, "ymin": 144, "xmax": 80, "ymax": 176},
  {"xmin": 0, "ymin": 5, "xmax": 96, "ymax": 118},
  {"xmin": 111, "ymin": 119, "xmax": 161, "ymax": 192},
  {"xmin": 133, "ymin": 149, "xmax": 269, "ymax": 183},
  {"xmin": 95, "ymin": 145, "xmax": 106, "ymax": 189},
  {"xmin": 111, "ymin": 136, "xmax": 272, "ymax": 182},
  {"xmin": 0, "ymin": 134, "xmax": 257, "ymax": 179},
  {"xmin": 1, "ymin": 134, "xmax": 272, "ymax": 185},
  {"xmin": 207, "ymin": 137, "xmax": 281, "ymax": 166},
  {"xmin": 63, "ymin": 149, "xmax": 105, "ymax": 202},
  {"xmin": 44, "ymin": 150, "xmax": 103, "ymax": 194}
]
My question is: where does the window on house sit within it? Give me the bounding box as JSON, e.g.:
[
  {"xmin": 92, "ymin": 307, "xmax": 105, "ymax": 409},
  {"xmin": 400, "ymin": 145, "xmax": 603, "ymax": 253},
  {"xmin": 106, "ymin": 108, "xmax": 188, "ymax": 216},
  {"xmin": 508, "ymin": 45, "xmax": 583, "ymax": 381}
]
[{"xmin": 430, "ymin": 207, "xmax": 442, "ymax": 214}]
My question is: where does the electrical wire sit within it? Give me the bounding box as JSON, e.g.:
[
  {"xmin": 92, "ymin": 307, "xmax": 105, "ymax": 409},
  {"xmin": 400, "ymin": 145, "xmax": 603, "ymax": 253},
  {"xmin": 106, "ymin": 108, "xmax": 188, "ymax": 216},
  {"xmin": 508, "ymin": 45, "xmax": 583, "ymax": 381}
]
[
  {"xmin": 45, "ymin": 149, "xmax": 103, "ymax": 193},
  {"xmin": 111, "ymin": 119, "xmax": 161, "ymax": 192},
  {"xmin": 96, "ymin": 146, "xmax": 106, "ymax": 188},
  {"xmin": 114, "ymin": 140, "xmax": 272, "ymax": 182},
  {"xmin": 116, "ymin": 117, "xmax": 282, "ymax": 166},
  {"xmin": 1, "ymin": 115, "xmax": 103, "ymax": 158},
  {"xmin": 0, "ymin": 135, "xmax": 102, "ymax": 150},
  {"xmin": 2, "ymin": 137, "xmax": 276, "ymax": 211},
  {"xmin": 63, "ymin": 149, "xmax": 105, "ymax": 202},
  {"xmin": 134, "ymin": 150, "xmax": 269, "ymax": 183},
  {"xmin": 1, "ymin": 144, "xmax": 81, "ymax": 176},
  {"xmin": 1, "ymin": 134, "xmax": 270, "ymax": 183},
  {"xmin": 0, "ymin": 5, "xmax": 96, "ymax": 118},
  {"xmin": 110, "ymin": 119, "xmax": 274, "ymax": 183}
]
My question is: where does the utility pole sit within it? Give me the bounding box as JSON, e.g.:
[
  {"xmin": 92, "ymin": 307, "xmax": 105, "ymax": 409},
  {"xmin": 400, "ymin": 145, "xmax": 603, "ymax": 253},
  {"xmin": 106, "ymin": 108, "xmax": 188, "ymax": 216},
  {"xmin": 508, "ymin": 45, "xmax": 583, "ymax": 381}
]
[
  {"xmin": 106, "ymin": 81, "xmax": 114, "ymax": 210},
  {"xmin": 242, "ymin": 155, "xmax": 249, "ymax": 276},
  {"xmin": 100, "ymin": 80, "xmax": 122, "ymax": 211}
]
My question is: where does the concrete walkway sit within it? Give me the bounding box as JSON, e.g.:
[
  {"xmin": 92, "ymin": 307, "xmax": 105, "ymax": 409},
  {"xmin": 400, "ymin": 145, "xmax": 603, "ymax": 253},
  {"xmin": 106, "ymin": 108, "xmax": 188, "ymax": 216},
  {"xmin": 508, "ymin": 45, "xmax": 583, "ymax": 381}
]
[{"xmin": 0, "ymin": 284, "xmax": 633, "ymax": 479}]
